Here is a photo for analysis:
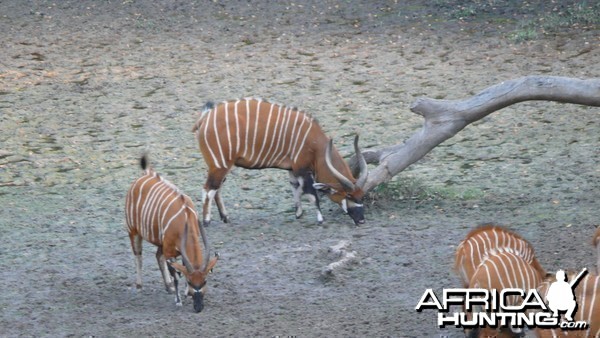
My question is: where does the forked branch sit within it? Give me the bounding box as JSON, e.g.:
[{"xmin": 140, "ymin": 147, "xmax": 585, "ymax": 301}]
[{"xmin": 352, "ymin": 76, "xmax": 600, "ymax": 192}]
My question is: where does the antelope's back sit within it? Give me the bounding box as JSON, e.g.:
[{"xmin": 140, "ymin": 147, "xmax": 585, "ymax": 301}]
[
  {"xmin": 595, "ymin": 227, "xmax": 600, "ymax": 275},
  {"xmin": 470, "ymin": 249, "xmax": 544, "ymax": 304},
  {"xmin": 193, "ymin": 98, "xmax": 319, "ymax": 170},
  {"xmin": 125, "ymin": 169, "xmax": 188, "ymax": 246},
  {"xmin": 455, "ymin": 224, "xmax": 539, "ymax": 287}
]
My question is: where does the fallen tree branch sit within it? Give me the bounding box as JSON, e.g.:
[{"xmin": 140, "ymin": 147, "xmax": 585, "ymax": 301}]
[
  {"xmin": 321, "ymin": 240, "xmax": 358, "ymax": 277},
  {"xmin": 351, "ymin": 76, "xmax": 600, "ymax": 192}
]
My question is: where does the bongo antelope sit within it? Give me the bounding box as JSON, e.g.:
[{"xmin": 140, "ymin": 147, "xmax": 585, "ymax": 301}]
[
  {"xmin": 455, "ymin": 225, "xmax": 546, "ymax": 337},
  {"xmin": 454, "ymin": 224, "xmax": 546, "ymax": 288},
  {"xmin": 192, "ymin": 98, "xmax": 368, "ymax": 226},
  {"xmin": 593, "ymin": 227, "xmax": 600, "ymax": 274},
  {"xmin": 467, "ymin": 248, "xmax": 547, "ymax": 337},
  {"xmin": 125, "ymin": 156, "xmax": 218, "ymax": 312}
]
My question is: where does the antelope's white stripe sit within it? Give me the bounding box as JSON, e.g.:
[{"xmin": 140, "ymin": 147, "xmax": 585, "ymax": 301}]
[
  {"xmin": 487, "ymin": 256, "xmax": 506, "ymax": 290},
  {"xmin": 269, "ymin": 107, "xmax": 293, "ymax": 167},
  {"xmin": 234, "ymin": 100, "xmax": 240, "ymax": 153},
  {"xmin": 203, "ymin": 109, "xmax": 221, "ymax": 169},
  {"xmin": 212, "ymin": 107, "xmax": 226, "ymax": 168},
  {"xmin": 261, "ymin": 105, "xmax": 284, "ymax": 167},
  {"xmin": 251, "ymin": 102, "xmax": 275, "ymax": 167},
  {"xmin": 249, "ymin": 100, "xmax": 261, "ymax": 162},
  {"xmin": 127, "ymin": 175, "xmax": 151, "ymax": 229},
  {"xmin": 268, "ymin": 106, "xmax": 289, "ymax": 167},
  {"xmin": 159, "ymin": 193, "xmax": 179, "ymax": 234},
  {"xmin": 281, "ymin": 108, "xmax": 295, "ymax": 158},
  {"xmin": 293, "ymin": 120, "xmax": 313, "ymax": 163},
  {"xmin": 225, "ymin": 102, "xmax": 232, "ymax": 160},
  {"xmin": 260, "ymin": 106, "xmax": 283, "ymax": 167},
  {"xmin": 163, "ymin": 204, "xmax": 186, "ymax": 238},
  {"xmin": 581, "ymin": 276, "xmax": 589, "ymax": 326},
  {"xmin": 135, "ymin": 174, "xmax": 155, "ymax": 230},
  {"xmin": 243, "ymin": 100, "xmax": 250, "ymax": 158},
  {"xmin": 288, "ymin": 109, "xmax": 301, "ymax": 157},
  {"xmin": 587, "ymin": 276, "xmax": 598, "ymax": 336},
  {"xmin": 511, "ymin": 251, "xmax": 528, "ymax": 296},
  {"xmin": 142, "ymin": 182, "xmax": 166, "ymax": 239},
  {"xmin": 186, "ymin": 205, "xmax": 198, "ymax": 218},
  {"xmin": 290, "ymin": 114, "xmax": 306, "ymax": 161}
]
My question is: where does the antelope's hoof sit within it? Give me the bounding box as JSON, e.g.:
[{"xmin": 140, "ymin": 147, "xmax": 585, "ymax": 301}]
[
  {"xmin": 295, "ymin": 209, "xmax": 304, "ymax": 219},
  {"xmin": 221, "ymin": 215, "xmax": 230, "ymax": 223},
  {"xmin": 203, "ymin": 220, "xmax": 211, "ymax": 227}
]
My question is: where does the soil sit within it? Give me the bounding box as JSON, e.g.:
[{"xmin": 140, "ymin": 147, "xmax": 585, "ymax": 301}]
[{"xmin": 0, "ymin": 1, "xmax": 598, "ymax": 337}]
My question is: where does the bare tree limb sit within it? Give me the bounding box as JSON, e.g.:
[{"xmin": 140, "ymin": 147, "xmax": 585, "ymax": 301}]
[
  {"xmin": 321, "ymin": 240, "xmax": 358, "ymax": 277},
  {"xmin": 353, "ymin": 76, "xmax": 600, "ymax": 192}
]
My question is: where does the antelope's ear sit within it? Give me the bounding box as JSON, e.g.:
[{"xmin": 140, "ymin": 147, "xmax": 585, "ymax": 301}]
[
  {"xmin": 313, "ymin": 183, "xmax": 337, "ymax": 194},
  {"xmin": 169, "ymin": 261, "xmax": 187, "ymax": 275},
  {"xmin": 206, "ymin": 256, "xmax": 218, "ymax": 273}
]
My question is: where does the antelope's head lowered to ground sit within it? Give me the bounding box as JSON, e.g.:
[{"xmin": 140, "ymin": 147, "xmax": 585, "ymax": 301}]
[
  {"xmin": 169, "ymin": 221, "xmax": 218, "ymax": 313},
  {"xmin": 313, "ymin": 135, "xmax": 368, "ymax": 225}
]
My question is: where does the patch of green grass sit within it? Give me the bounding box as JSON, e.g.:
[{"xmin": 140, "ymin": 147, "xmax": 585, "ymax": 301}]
[
  {"xmin": 368, "ymin": 177, "xmax": 485, "ymax": 207},
  {"xmin": 450, "ymin": 5, "xmax": 478, "ymax": 19},
  {"xmin": 371, "ymin": 177, "xmax": 432, "ymax": 202},
  {"xmin": 509, "ymin": 1, "xmax": 600, "ymax": 42},
  {"xmin": 509, "ymin": 26, "xmax": 538, "ymax": 43},
  {"xmin": 541, "ymin": 1, "xmax": 600, "ymax": 32},
  {"xmin": 241, "ymin": 38, "xmax": 255, "ymax": 45},
  {"xmin": 351, "ymin": 80, "xmax": 367, "ymax": 86},
  {"xmin": 434, "ymin": 186, "xmax": 486, "ymax": 201}
]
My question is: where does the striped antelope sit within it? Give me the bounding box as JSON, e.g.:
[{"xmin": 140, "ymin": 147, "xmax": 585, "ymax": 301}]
[
  {"xmin": 467, "ymin": 248, "xmax": 547, "ymax": 337},
  {"xmin": 594, "ymin": 226, "xmax": 600, "ymax": 274},
  {"xmin": 191, "ymin": 98, "xmax": 368, "ymax": 225},
  {"xmin": 125, "ymin": 156, "xmax": 218, "ymax": 312},
  {"xmin": 535, "ymin": 271, "xmax": 600, "ymax": 337},
  {"xmin": 454, "ymin": 224, "xmax": 546, "ymax": 288}
]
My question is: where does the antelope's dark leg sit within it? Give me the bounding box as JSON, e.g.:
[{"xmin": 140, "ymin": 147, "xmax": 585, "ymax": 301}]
[
  {"xmin": 215, "ymin": 188, "xmax": 229, "ymax": 223},
  {"xmin": 202, "ymin": 169, "xmax": 228, "ymax": 226},
  {"xmin": 303, "ymin": 172, "xmax": 323, "ymax": 224},
  {"xmin": 156, "ymin": 247, "xmax": 175, "ymax": 293},
  {"xmin": 167, "ymin": 261, "xmax": 182, "ymax": 306},
  {"xmin": 288, "ymin": 171, "xmax": 304, "ymax": 218}
]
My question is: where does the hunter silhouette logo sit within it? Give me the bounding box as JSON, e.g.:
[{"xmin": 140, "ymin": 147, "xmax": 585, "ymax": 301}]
[
  {"xmin": 415, "ymin": 268, "xmax": 590, "ymax": 331},
  {"xmin": 545, "ymin": 268, "xmax": 587, "ymax": 322}
]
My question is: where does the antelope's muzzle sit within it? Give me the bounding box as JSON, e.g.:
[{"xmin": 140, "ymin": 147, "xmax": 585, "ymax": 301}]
[
  {"xmin": 347, "ymin": 206, "xmax": 365, "ymax": 225},
  {"xmin": 193, "ymin": 291, "xmax": 204, "ymax": 313}
]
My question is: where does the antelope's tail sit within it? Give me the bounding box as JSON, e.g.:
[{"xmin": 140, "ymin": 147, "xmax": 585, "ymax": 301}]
[
  {"xmin": 192, "ymin": 101, "xmax": 215, "ymax": 133},
  {"xmin": 140, "ymin": 154, "xmax": 149, "ymax": 170}
]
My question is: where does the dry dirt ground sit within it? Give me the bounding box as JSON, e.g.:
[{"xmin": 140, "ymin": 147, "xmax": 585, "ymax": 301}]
[{"xmin": 0, "ymin": 1, "xmax": 599, "ymax": 337}]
